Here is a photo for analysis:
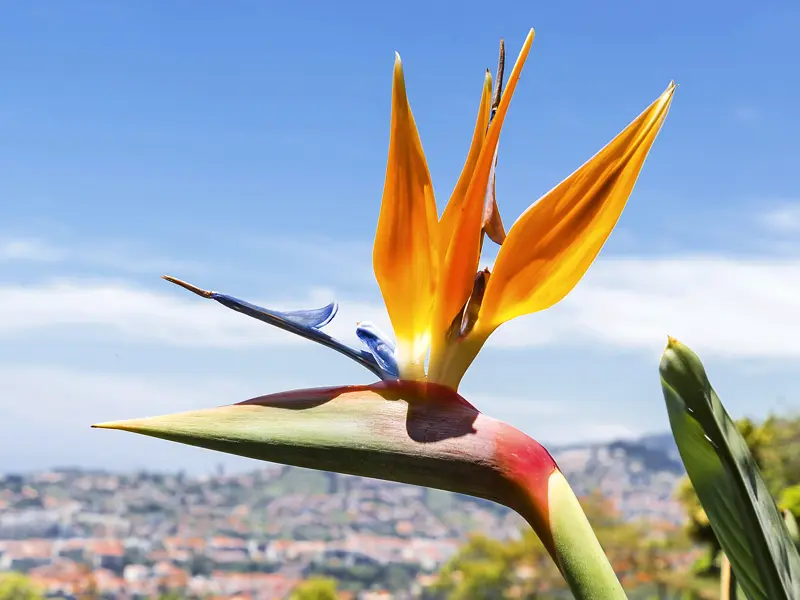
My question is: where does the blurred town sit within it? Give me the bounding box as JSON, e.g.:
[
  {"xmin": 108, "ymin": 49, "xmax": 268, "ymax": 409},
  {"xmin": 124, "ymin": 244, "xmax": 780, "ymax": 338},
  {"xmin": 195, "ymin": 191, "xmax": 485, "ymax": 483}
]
[{"xmin": 0, "ymin": 432, "xmax": 701, "ymax": 599}]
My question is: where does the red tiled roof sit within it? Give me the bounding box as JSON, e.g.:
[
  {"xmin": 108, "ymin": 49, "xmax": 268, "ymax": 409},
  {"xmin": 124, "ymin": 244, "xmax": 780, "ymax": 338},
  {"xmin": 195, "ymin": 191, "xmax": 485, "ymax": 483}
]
[
  {"xmin": 88, "ymin": 539, "xmax": 125, "ymax": 557},
  {"xmin": 210, "ymin": 536, "xmax": 248, "ymax": 548},
  {"xmin": 1, "ymin": 540, "xmax": 54, "ymax": 559}
]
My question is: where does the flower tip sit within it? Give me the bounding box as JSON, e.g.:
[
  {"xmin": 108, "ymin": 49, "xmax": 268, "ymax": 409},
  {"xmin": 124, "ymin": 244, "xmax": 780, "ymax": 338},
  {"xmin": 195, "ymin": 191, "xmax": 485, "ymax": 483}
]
[
  {"xmin": 162, "ymin": 275, "xmax": 213, "ymax": 298},
  {"xmin": 521, "ymin": 28, "xmax": 535, "ymax": 47},
  {"xmin": 392, "ymin": 52, "xmax": 405, "ymax": 81},
  {"xmin": 653, "ymin": 82, "xmax": 677, "ymax": 114},
  {"xmin": 91, "ymin": 414, "xmax": 190, "ymax": 436},
  {"xmin": 91, "ymin": 420, "xmax": 130, "ymax": 431},
  {"xmin": 666, "ymin": 335, "xmax": 680, "ymax": 348},
  {"xmin": 515, "ymin": 28, "xmax": 536, "ymax": 66},
  {"xmin": 660, "ymin": 82, "xmax": 677, "ymax": 103}
]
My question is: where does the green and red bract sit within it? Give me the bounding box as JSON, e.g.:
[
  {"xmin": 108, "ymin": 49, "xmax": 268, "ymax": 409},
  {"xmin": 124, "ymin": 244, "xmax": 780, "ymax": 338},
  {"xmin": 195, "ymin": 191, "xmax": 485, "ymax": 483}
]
[
  {"xmin": 94, "ymin": 380, "xmax": 623, "ymax": 598},
  {"xmin": 95, "ymin": 381, "xmax": 559, "ymax": 553}
]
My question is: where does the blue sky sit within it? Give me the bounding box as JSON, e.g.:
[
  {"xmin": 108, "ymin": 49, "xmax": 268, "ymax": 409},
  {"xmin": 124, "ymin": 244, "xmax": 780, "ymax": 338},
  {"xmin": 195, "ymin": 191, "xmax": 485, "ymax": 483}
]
[{"xmin": 1, "ymin": 1, "xmax": 800, "ymax": 473}]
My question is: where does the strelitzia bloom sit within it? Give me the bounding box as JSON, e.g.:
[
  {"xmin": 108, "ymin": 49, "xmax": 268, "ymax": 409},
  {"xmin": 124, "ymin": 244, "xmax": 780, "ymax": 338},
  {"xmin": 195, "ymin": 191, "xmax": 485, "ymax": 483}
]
[{"xmin": 96, "ymin": 30, "xmax": 673, "ymax": 599}]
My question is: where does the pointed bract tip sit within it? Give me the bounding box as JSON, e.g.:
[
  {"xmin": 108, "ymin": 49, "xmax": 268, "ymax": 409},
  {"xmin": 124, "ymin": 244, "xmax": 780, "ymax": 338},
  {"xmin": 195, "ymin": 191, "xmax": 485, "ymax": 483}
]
[
  {"xmin": 162, "ymin": 275, "xmax": 213, "ymax": 298},
  {"xmin": 92, "ymin": 415, "xmax": 183, "ymax": 435},
  {"xmin": 666, "ymin": 335, "xmax": 679, "ymax": 348},
  {"xmin": 91, "ymin": 421, "xmax": 132, "ymax": 431}
]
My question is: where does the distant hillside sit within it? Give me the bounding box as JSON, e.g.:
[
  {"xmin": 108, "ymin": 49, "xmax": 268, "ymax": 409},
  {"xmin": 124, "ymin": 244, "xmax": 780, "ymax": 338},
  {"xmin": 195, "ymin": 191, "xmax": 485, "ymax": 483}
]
[
  {"xmin": 636, "ymin": 432, "xmax": 683, "ymax": 462},
  {"xmin": 549, "ymin": 433, "xmax": 685, "ymax": 523}
]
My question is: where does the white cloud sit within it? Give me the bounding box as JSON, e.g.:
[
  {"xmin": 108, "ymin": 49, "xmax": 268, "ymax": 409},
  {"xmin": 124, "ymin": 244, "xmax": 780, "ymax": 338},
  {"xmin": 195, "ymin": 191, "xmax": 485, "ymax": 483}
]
[
  {"xmin": 488, "ymin": 255, "xmax": 800, "ymax": 359},
  {"xmin": 0, "ymin": 366, "xmax": 301, "ymax": 473},
  {"xmin": 0, "ymin": 278, "xmax": 390, "ymax": 348},
  {"xmin": 4, "ymin": 254, "xmax": 800, "ymax": 361},
  {"xmin": 0, "ymin": 366, "xmax": 259, "ymax": 423},
  {"xmin": 0, "ymin": 238, "xmax": 63, "ymax": 262},
  {"xmin": 0, "ymin": 235, "xmax": 205, "ymax": 275},
  {"xmin": 760, "ymin": 203, "xmax": 800, "ymax": 233},
  {"xmin": 464, "ymin": 393, "xmax": 568, "ymax": 417},
  {"xmin": 462, "ymin": 392, "xmax": 642, "ymax": 446}
]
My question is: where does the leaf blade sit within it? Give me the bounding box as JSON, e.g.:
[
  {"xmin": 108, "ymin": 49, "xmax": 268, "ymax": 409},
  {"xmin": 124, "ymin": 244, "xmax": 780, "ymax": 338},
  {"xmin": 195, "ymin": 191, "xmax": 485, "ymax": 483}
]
[{"xmin": 660, "ymin": 338, "xmax": 800, "ymax": 600}]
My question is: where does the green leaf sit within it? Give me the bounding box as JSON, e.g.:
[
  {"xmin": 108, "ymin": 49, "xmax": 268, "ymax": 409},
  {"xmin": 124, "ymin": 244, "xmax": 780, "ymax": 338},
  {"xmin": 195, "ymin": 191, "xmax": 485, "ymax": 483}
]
[{"xmin": 659, "ymin": 338, "xmax": 800, "ymax": 600}]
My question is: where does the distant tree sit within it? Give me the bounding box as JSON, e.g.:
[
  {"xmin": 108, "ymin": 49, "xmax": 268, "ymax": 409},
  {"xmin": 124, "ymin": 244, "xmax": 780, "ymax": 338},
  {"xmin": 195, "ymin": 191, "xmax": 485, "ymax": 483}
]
[
  {"xmin": 0, "ymin": 573, "xmax": 44, "ymax": 600},
  {"xmin": 383, "ymin": 563, "xmax": 415, "ymax": 592},
  {"xmin": 123, "ymin": 546, "xmax": 147, "ymax": 568},
  {"xmin": 290, "ymin": 576, "xmax": 339, "ymax": 600},
  {"xmin": 575, "ymin": 493, "xmax": 705, "ymax": 599},
  {"xmin": 773, "ymin": 415, "xmax": 800, "ymax": 499},
  {"xmin": 188, "ymin": 553, "xmax": 214, "ymax": 576},
  {"xmin": 428, "ymin": 534, "xmax": 521, "ymax": 599},
  {"xmin": 429, "ymin": 493, "xmax": 699, "ymax": 599},
  {"xmin": 780, "ymin": 483, "xmax": 800, "ymax": 516}
]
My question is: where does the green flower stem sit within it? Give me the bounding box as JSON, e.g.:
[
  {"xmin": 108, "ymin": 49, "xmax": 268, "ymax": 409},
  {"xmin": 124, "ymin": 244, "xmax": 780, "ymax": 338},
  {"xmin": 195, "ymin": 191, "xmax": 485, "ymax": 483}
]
[{"xmin": 518, "ymin": 470, "xmax": 628, "ymax": 599}]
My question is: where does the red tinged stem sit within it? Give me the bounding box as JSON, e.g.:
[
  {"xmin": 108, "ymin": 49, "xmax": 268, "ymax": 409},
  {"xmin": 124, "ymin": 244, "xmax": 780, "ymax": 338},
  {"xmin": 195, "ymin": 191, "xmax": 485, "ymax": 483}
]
[{"xmin": 492, "ymin": 420, "xmax": 560, "ymax": 561}]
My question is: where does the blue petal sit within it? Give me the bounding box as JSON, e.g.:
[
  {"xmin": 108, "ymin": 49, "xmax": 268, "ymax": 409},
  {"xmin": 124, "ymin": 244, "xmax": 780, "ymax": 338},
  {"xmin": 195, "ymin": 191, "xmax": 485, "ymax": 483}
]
[
  {"xmin": 162, "ymin": 276, "xmax": 391, "ymax": 380},
  {"xmin": 356, "ymin": 322, "xmax": 399, "ymax": 378},
  {"xmin": 212, "ymin": 294, "xmax": 389, "ymax": 377},
  {"xmin": 212, "ymin": 294, "xmax": 337, "ymax": 330}
]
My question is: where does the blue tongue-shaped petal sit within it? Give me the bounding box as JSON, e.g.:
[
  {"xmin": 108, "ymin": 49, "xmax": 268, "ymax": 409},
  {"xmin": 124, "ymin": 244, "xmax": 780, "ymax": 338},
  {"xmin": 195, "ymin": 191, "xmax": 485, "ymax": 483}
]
[
  {"xmin": 212, "ymin": 293, "xmax": 337, "ymax": 330},
  {"xmin": 356, "ymin": 321, "xmax": 399, "ymax": 378},
  {"xmin": 162, "ymin": 276, "xmax": 392, "ymax": 380}
]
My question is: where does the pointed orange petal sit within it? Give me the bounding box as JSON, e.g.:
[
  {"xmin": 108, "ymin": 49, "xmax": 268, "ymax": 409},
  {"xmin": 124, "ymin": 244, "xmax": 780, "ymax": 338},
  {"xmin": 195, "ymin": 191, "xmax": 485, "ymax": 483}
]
[
  {"xmin": 438, "ymin": 70, "xmax": 493, "ymax": 257},
  {"xmin": 373, "ymin": 54, "xmax": 439, "ymax": 379},
  {"xmin": 478, "ymin": 83, "xmax": 676, "ymax": 330},
  {"xmin": 432, "ymin": 29, "xmax": 535, "ymax": 343}
]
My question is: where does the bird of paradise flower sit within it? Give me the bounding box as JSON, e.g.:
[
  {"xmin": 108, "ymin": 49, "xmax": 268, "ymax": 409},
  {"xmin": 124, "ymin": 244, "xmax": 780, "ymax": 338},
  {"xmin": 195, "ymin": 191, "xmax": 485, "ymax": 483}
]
[{"xmin": 96, "ymin": 29, "xmax": 674, "ymax": 599}]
